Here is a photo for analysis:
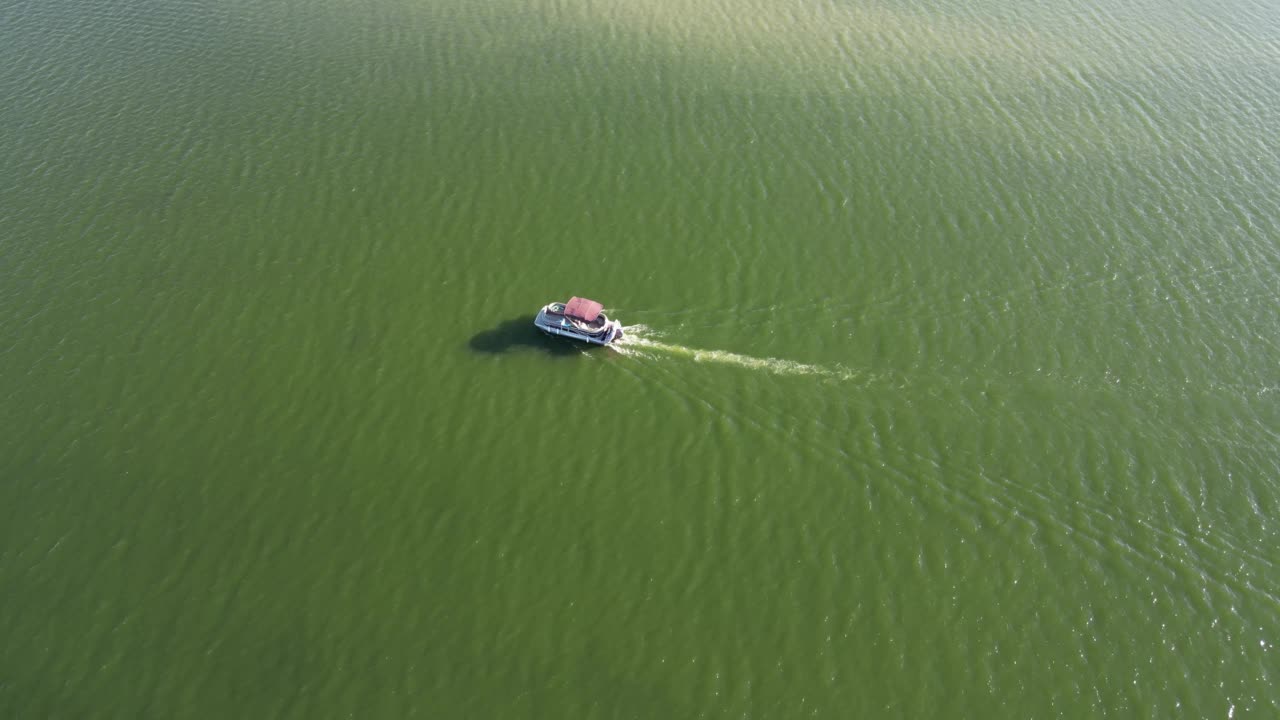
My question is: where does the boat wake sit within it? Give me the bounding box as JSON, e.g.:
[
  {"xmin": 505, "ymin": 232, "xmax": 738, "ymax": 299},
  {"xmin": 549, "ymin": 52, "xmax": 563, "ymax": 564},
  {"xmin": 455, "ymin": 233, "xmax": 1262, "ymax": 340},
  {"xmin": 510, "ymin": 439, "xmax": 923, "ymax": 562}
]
[{"xmin": 613, "ymin": 325, "xmax": 856, "ymax": 381}]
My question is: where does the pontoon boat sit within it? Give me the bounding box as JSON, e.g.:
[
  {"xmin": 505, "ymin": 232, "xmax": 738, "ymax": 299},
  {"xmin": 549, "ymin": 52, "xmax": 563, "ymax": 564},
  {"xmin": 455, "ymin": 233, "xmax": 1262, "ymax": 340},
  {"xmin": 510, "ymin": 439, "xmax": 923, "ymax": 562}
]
[{"xmin": 533, "ymin": 297, "xmax": 624, "ymax": 346}]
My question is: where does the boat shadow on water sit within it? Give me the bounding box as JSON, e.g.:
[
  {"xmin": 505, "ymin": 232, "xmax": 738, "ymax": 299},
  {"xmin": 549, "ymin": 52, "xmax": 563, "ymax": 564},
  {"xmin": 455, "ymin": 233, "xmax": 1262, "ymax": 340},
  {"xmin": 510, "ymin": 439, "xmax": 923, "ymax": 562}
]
[{"xmin": 468, "ymin": 315, "xmax": 591, "ymax": 357}]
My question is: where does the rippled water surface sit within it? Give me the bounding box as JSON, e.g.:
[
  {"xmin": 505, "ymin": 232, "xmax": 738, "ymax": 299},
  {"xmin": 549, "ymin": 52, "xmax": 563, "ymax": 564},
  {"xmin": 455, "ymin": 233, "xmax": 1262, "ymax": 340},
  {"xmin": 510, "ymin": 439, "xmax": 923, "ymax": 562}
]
[{"xmin": 3, "ymin": 0, "xmax": 1279, "ymax": 716}]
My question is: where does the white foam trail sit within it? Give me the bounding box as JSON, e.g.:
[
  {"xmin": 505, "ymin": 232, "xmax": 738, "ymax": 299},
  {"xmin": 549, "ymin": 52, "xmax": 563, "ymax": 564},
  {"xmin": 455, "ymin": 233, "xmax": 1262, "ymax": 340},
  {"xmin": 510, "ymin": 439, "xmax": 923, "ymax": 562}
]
[{"xmin": 614, "ymin": 327, "xmax": 856, "ymax": 381}]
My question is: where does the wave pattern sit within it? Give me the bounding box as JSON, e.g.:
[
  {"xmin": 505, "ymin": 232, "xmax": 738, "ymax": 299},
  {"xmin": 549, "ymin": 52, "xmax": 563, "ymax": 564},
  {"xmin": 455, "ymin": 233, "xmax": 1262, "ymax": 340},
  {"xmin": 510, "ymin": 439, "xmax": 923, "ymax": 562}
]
[{"xmin": 2, "ymin": 0, "xmax": 1279, "ymax": 717}]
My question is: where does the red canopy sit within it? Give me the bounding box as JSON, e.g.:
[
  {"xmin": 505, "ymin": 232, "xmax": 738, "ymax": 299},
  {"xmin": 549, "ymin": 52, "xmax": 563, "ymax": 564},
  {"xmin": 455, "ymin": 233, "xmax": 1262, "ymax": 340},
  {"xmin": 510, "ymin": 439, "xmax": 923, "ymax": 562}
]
[{"xmin": 564, "ymin": 296, "xmax": 603, "ymax": 321}]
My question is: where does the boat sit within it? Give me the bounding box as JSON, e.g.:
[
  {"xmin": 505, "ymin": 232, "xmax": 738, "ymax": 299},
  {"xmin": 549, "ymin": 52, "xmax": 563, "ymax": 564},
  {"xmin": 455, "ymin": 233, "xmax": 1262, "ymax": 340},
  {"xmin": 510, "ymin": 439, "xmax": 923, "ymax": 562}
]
[{"xmin": 533, "ymin": 296, "xmax": 624, "ymax": 346}]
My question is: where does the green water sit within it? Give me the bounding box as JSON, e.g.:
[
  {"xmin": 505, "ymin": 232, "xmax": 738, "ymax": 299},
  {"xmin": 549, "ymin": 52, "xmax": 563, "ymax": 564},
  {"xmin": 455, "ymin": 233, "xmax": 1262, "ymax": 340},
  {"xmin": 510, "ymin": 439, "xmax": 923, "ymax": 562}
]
[{"xmin": 3, "ymin": 0, "xmax": 1279, "ymax": 716}]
